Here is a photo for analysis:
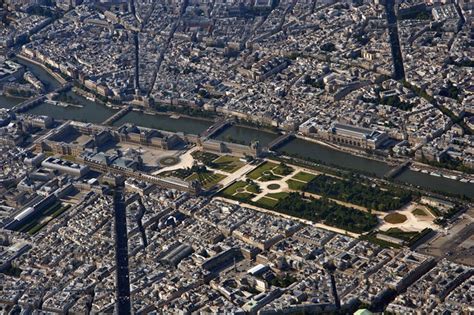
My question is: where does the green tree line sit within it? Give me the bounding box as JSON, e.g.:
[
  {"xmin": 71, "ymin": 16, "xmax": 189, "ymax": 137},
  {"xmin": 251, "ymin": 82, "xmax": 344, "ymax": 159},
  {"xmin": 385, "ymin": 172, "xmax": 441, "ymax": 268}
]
[
  {"xmin": 303, "ymin": 175, "xmax": 412, "ymax": 211},
  {"xmin": 275, "ymin": 193, "xmax": 378, "ymax": 233}
]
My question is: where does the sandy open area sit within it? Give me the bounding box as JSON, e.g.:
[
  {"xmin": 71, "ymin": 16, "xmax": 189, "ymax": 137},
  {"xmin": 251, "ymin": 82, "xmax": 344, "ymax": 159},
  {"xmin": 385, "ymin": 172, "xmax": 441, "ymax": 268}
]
[{"xmin": 378, "ymin": 202, "xmax": 439, "ymax": 232}]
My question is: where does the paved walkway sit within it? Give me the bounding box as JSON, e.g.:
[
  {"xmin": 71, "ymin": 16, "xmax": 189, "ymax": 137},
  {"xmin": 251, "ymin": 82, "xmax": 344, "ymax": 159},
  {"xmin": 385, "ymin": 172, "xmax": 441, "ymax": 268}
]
[
  {"xmin": 250, "ymin": 171, "xmax": 295, "ymax": 202},
  {"xmin": 218, "ymin": 163, "xmax": 256, "ymax": 187},
  {"xmin": 154, "ymin": 152, "xmax": 437, "ymax": 238},
  {"xmin": 378, "ymin": 202, "xmax": 439, "ymax": 232},
  {"xmin": 244, "ymin": 162, "xmax": 352, "ymax": 210},
  {"xmin": 214, "ymin": 196, "xmax": 360, "ymax": 238},
  {"xmin": 296, "ymin": 190, "xmax": 385, "ymax": 214},
  {"xmin": 152, "ymin": 146, "xmax": 199, "ymax": 175}
]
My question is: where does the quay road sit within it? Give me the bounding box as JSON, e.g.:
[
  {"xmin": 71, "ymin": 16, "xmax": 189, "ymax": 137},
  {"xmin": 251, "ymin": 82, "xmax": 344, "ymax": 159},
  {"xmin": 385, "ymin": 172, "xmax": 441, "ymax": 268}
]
[
  {"xmin": 274, "ymin": 153, "xmax": 472, "ymax": 204},
  {"xmin": 113, "ymin": 186, "xmax": 131, "ymax": 315},
  {"xmin": 10, "ymin": 56, "xmax": 474, "ymax": 199}
]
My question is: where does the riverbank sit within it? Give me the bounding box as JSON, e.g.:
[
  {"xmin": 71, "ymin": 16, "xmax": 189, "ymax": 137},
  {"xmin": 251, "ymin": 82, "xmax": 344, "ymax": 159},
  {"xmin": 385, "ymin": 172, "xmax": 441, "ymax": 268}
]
[
  {"xmin": 140, "ymin": 108, "xmax": 216, "ymax": 124},
  {"xmin": 11, "ymin": 55, "xmax": 474, "ymax": 199},
  {"xmin": 0, "ymin": 91, "xmax": 30, "ymax": 100},
  {"xmin": 296, "ymin": 134, "xmax": 402, "ymax": 167},
  {"xmin": 5, "ymin": 56, "xmax": 417, "ymax": 174},
  {"xmin": 0, "ymin": 95, "xmax": 25, "ymax": 109},
  {"xmin": 44, "ymin": 99, "xmax": 83, "ymax": 109},
  {"xmin": 16, "ymin": 54, "xmax": 67, "ymax": 87}
]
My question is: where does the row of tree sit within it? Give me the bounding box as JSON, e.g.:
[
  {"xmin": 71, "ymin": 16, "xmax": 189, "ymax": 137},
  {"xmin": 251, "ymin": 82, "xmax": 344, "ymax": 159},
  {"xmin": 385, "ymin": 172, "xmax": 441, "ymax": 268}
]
[
  {"xmin": 303, "ymin": 175, "xmax": 412, "ymax": 211},
  {"xmin": 275, "ymin": 193, "xmax": 378, "ymax": 233}
]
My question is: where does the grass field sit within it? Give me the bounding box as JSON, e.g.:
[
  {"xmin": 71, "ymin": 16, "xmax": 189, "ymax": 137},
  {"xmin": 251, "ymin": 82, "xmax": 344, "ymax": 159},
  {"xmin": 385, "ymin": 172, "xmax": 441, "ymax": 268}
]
[
  {"xmin": 234, "ymin": 192, "xmax": 255, "ymax": 200},
  {"xmin": 247, "ymin": 161, "xmax": 294, "ymax": 182},
  {"xmin": 256, "ymin": 196, "xmax": 280, "ymax": 208},
  {"xmin": 255, "ymin": 192, "xmax": 290, "ymax": 208},
  {"xmin": 17, "ymin": 203, "xmax": 72, "ymax": 235},
  {"xmin": 17, "ymin": 203, "xmax": 61, "ymax": 234},
  {"xmin": 286, "ymin": 179, "xmax": 306, "ymax": 190},
  {"xmin": 212, "ymin": 155, "xmax": 245, "ymax": 173},
  {"xmin": 292, "ymin": 172, "xmax": 317, "ymax": 182},
  {"xmin": 186, "ymin": 171, "xmax": 226, "ymax": 189},
  {"xmin": 266, "ymin": 192, "xmax": 290, "ymax": 200},
  {"xmin": 221, "ymin": 181, "xmax": 248, "ymax": 195},
  {"xmin": 49, "ymin": 204, "xmax": 71, "ymax": 219},
  {"xmin": 221, "ymin": 181, "xmax": 257, "ymax": 202},
  {"xmin": 285, "ymin": 171, "xmax": 317, "ymax": 191},
  {"xmin": 272, "ymin": 163, "xmax": 294, "ymax": 176},
  {"xmin": 191, "ymin": 151, "xmax": 219, "ymax": 164},
  {"xmin": 246, "ymin": 182, "xmax": 261, "ymax": 194},
  {"xmin": 384, "ymin": 212, "xmax": 408, "ymax": 224},
  {"xmin": 247, "ymin": 162, "xmax": 279, "ymax": 180},
  {"xmin": 262, "ymin": 173, "xmax": 282, "ymax": 181}
]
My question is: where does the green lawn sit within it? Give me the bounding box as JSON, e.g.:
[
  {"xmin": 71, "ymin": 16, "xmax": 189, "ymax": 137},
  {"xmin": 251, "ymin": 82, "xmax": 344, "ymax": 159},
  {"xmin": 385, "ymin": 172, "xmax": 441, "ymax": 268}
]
[
  {"xmin": 16, "ymin": 203, "xmax": 72, "ymax": 235},
  {"xmin": 17, "ymin": 221, "xmax": 38, "ymax": 234},
  {"xmin": 247, "ymin": 161, "xmax": 296, "ymax": 181},
  {"xmin": 292, "ymin": 172, "xmax": 317, "ymax": 182},
  {"xmin": 221, "ymin": 181, "xmax": 248, "ymax": 196},
  {"xmin": 255, "ymin": 192, "xmax": 290, "ymax": 208},
  {"xmin": 17, "ymin": 203, "xmax": 61, "ymax": 234},
  {"xmin": 367, "ymin": 227, "xmax": 429, "ymax": 248},
  {"xmin": 161, "ymin": 168, "xmax": 193, "ymax": 179},
  {"xmin": 260, "ymin": 173, "xmax": 282, "ymax": 182},
  {"xmin": 360, "ymin": 234, "xmax": 403, "ymax": 249},
  {"xmin": 186, "ymin": 173, "xmax": 200, "ymax": 181},
  {"xmin": 220, "ymin": 180, "xmax": 262, "ymax": 202},
  {"xmin": 427, "ymin": 206, "xmax": 442, "ymax": 217},
  {"xmin": 159, "ymin": 156, "xmax": 179, "ymax": 166},
  {"xmin": 53, "ymin": 204, "xmax": 71, "ymax": 217},
  {"xmin": 256, "ymin": 196, "xmax": 280, "ymax": 208},
  {"xmin": 186, "ymin": 171, "xmax": 226, "ymax": 189},
  {"xmin": 27, "ymin": 221, "xmax": 50, "ymax": 235},
  {"xmin": 247, "ymin": 162, "xmax": 279, "ymax": 180},
  {"xmin": 266, "ymin": 192, "xmax": 290, "ymax": 200},
  {"xmin": 246, "ymin": 182, "xmax": 261, "ymax": 194},
  {"xmin": 272, "ymin": 163, "xmax": 294, "ymax": 176},
  {"xmin": 234, "ymin": 192, "xmax": 255, "ymax": 200},
  {"xmin": 286, "ymin": 179, "xmax": 307, "ymax": 191},
  {"xmin": 286, "ymin": 172, "xmax": 317, "ymax": 191},
  {"xmin": 191, "ymin": 151, "xmax": 219, "ymax": 164},
  {"xmin": 220, "ymin": 177, "xmax": 290, "ymax": 208},
  {"xmin": 212, "ymin": 155, "xmax": 245, "ymax": 173}
]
